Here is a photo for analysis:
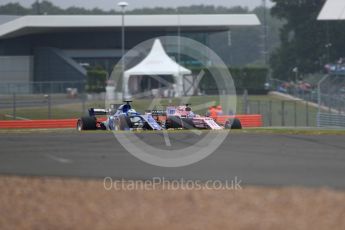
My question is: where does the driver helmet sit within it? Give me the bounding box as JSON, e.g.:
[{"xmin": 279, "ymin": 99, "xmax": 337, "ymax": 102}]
[{"xmin": 127, "ymin": 109, "xmax": 137, "ymax": 115}]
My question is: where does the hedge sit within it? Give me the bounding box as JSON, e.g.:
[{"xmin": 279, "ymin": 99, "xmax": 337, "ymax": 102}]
[{"xmin": 189, "ymin": 66, "xmax": 269, "ymax": 95}]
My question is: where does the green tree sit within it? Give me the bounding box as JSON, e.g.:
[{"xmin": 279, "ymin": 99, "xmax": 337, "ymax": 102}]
[
  {"xmin": 86, "ymin": 67, "xmax": 108, "ymax": 93},
  {"xmin": 270, "ymin": 0, "xmax": 324, "ymax": 80},
  {"xmin": 32, "ymin": 1, "xmax": 64, "ymax": 14},
  {"xmin": 270, "ymin": 0, "xmax": 345, "ymax": 80},
  {"xmin": 0, "ymin": 3, "xmax": 29, "ymax": 15},
  {"xmin": 253, "ymin": 6, "xmax": 284, "ymax": 55}
]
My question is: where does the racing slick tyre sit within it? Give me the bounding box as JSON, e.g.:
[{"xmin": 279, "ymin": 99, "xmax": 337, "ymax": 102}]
[
  {"xmin": 165, "ymin": 116, "xmax": 183, "ymax": 129},
  {"xmin": 77, "ymin": 116, "xmax": 97, "ymax": 131},
  {"xmin": 100, "ymin": 123, "xmax": 107, "ymax": 130},
  {"xmin": 225, "ymin": 118, "xmax": 242, "ymax": 129},
  {"xmin": 142, "ymin": 122, "xmax": 153, "ymax": 130},
  {"xmin": 181, "ymin": 118, "xmax": 195, "ymax": 129},
  {"xmin": 116, "ymin": 114, "xmax": 133, "ymax": 130}
]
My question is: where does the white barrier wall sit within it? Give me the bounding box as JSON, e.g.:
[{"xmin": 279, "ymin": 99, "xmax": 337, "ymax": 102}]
[{"xmin": 0, "ymin": 56, "xmax": 33, "ymax": 82}]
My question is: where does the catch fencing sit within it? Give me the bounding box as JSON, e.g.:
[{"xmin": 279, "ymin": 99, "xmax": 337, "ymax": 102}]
[
  {"xmin": 270, "ymin": 75, "xmax": 345, "ymax": 128},
  {"xmin": 243, "ymin": 99, "xmax": 317, "ymax": 127},
  {"xmin": 0, "ymin": 81, "xmax": 86, "ymax": 94},
  {"xmin": 1, "ymin": 80, "xmax": 344, "ymax": 128}
]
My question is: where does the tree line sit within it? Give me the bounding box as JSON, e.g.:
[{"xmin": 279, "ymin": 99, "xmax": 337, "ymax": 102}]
[{"xmin": 270, "ymin": 0, "xmax": 345, "ymax": 80}]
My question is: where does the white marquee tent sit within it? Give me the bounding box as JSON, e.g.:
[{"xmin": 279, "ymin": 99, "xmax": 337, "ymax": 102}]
[{"xmin": 123, "ymin": 39, "xmax": 191, "ymax": 98}]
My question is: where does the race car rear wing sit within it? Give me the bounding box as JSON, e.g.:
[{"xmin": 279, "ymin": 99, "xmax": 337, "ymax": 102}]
[
  {"xmin": 150, "ymin": 109, "xmax": 166, "ymax": 116},
  {"xmin": 88, "ymin": 108, "xmax": 107, "ymax": 116}
]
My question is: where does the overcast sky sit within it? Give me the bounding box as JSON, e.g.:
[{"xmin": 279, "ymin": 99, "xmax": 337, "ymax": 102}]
[{"xmin": 0, "ymin": 0, "xmax": 273, "ymax": 10}]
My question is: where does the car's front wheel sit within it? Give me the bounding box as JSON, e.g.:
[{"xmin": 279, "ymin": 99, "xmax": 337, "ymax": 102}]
[{"xmin": 115, "ymin": 114, "xmax": 132, "ymax": 130}]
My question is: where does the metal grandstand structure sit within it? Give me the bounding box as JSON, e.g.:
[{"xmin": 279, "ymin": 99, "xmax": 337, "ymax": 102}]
[{"xmin": 317, "ymin": 73, "xmax": 345, "ymax": 128}]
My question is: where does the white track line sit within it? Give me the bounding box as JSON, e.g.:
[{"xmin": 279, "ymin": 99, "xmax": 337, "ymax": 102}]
[
  {"xmin": 46, "ymin": 154, "xmax": 73, "ymax": 164},
  {"xmin": 162, "ymin": 129, "xmax": 172, "ymax": 146}
]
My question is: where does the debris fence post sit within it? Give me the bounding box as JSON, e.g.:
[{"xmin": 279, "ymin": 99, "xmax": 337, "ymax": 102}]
[
  {"xmin": 48, "ymin": 94, "xmax": 52, "ymax": 119},
  {"xmin": 242, "ymin": 89, "xmax": 248, "ymax": 114},
  {"xmin": 12, "ymin": 92, "xmax": 16, "ymax": 120},
  {"xmin": 281, "ymin": 101, "xmax": 285, "ymax": 126},
  {"xmin": 268, "ymin": 100, "xmax": 272, "ymax": 126},
  {"xmin": 306, "ymin": 101, "xmax": 309, "ymax": 127},
  {"xmin": 294, "ymin": 101, "xmax": 297, "ymax": 127}
]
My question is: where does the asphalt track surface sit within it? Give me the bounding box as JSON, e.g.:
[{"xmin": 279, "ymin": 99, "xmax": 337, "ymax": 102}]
[{"xmin": 1, "ymin": 130, "xmax": 345, "ymax": 188}]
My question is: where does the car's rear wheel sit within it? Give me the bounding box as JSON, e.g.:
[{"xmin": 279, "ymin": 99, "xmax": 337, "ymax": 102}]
[
  {"xmin": 100, "ymin": 123, "xmax": 107, "ymax": 130},
  {"xmin": 77, "ymin": 116, "xmax": 97, "ymax": 131},
  {"xmin": 181, "ymin": 118, "xmax": 195, "ymax": 129},
  {"xmin": 225, "ymin": 118, "xmax": 242, "ymax": 129}
]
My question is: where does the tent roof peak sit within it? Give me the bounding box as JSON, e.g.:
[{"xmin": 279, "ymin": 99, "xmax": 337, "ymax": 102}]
[{"xmin": 125, "ymin": 38, "xmax": 191, "ymax": 75}]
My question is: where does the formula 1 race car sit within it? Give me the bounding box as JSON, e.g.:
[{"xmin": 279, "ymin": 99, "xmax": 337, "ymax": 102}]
[
  {"xmin": 151, "ymin": 104, "xmax": 242, "ymax": 130},
  {"xmin": 77, "ymin": 101, "xmax": 162, "ymax": 131}
]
